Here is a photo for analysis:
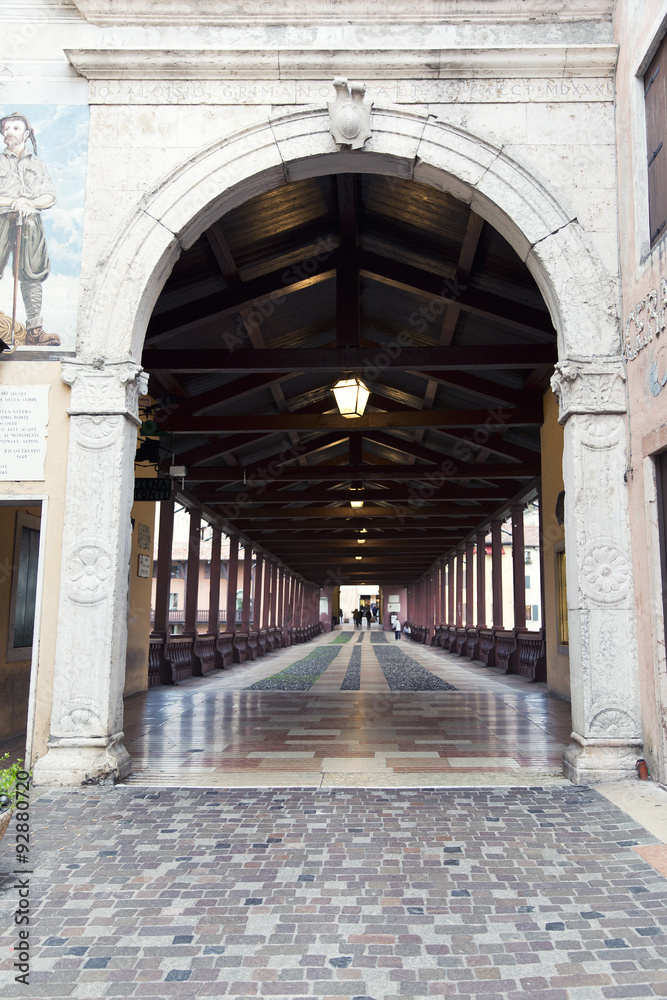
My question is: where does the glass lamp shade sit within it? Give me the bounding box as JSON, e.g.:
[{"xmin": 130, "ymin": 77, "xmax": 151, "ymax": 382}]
[
  {"xmin": 332, "ymin": 377, "xmax": 370, "ymax": 417},
  {"xmin": 350, "ymin": 500, "xmax": 364, "ymax": 508}
]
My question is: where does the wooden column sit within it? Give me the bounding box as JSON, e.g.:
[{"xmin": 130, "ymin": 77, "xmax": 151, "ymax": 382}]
[
  {"xmin": 207, "ymin": 526, "xmax": 221, "ymax": 633},
  {"xmin": 465, "ymin": 540, "xmax": 475, "ymax": 627},
  {"xmin": 448, "ymin": 554, "xmax": 455, "ymax": 624},
  {"xmin": 255, "ymin": 552, "xmax": 265, "ymax": 631},
  {"xmin": 184, "ymin": 508, "xmax": 201, "ymax": 636},
  {"xmin": 152, "ymin": 499, "xmax": 174, "ymax": 639},
  {"xmin": 476, "ymin": 529, "xmax": 487, "ymax": 627},
  {"xmin": 269, "ymin": 560, "xmax": 278, "ymax": 627},
  {"xmin": 241, "ymin": 544, "xmax": 253, "ymax": 631},
  {"xmin": 440, "ymin": 560, "xmax": 447, "ymax": 624},
  {"xmin": 225, "ymin": 534, "xmax": 239, "ymax": 634},
  {"xmin": 491, "ymin": 518, "xmax": 503, "ymax": 628},
  {"xmin": 512, "ymin": 503, "xmax": 527, "ymax": 630},
  {"xmin": 456, "ymin": 549, "xmax": 464, "ymax": 626}
]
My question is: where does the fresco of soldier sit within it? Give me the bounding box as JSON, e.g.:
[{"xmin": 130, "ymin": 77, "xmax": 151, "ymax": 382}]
[{"xmin": 0, "ymin": 111, "xmax": 60, "ymax": 347}]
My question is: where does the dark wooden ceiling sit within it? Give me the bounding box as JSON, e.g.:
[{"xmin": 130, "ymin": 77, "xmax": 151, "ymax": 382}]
[{"xmin": 140, "ymin": 174, "xmax": 555, "ymax": 587}]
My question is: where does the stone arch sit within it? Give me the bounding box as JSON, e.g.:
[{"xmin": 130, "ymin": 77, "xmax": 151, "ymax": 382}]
[
  {"xmin": 79, "ymin": 105, "xmax": 620, "ymax": 364},
  {"xmin": 35, "ymin": 105, "xmax": 642, "ymax": 787}
]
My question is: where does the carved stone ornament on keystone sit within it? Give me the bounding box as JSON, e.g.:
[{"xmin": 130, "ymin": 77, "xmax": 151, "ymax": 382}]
[{"xmin": 328, "ymin": 78, "xmax": 372, "ymax": 149}]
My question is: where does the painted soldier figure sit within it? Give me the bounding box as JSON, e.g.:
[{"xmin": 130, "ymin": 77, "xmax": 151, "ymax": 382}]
[{"xmin": 0, "ymin": 112, "xmax": 60, "ymax": 346}]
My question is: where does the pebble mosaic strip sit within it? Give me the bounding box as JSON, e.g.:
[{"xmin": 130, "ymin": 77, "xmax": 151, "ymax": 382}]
[
  {"xmin": 370, "ymin": 631, "xmax": 389, "ymax": 643},
  {"xmin": 244, "ymin": 646, "xmax": 341, "ymax": 691},
  {"xmin": 331, "ymin": 632, "xmax": 355, "ymax": 644},
  {"xmin": 374, "ymin": 644, "xmax": 458, "ymax": 691},
  {"xmin": 340, "ymin": 644, "xmax": 362, "ymax": 690}
]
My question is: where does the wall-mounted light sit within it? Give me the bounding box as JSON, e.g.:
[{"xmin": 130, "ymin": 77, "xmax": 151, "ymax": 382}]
[{"xmin": 332, "ymin": 376, "xmax": 370, "ymax": 418}]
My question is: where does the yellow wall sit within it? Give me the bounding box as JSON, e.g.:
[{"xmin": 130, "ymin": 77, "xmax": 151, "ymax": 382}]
[
  {"xmin": 124, "ymin": 501, "xmax": 155, "ymax": 696},
  {"xmin": 541, "ymin": 388, "xmax": 570, "ymax": 700},
  {"xmin": 0, "ymin": 361, "xmax": 71, "ymax": 764}
]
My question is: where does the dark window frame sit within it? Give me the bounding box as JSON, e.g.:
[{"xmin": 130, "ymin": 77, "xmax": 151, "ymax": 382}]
[
  {"xmin": 7, "ymin": 511, "xmax": 41, "ymax": 662},
  {"xmin": 645, "ymin": 31, "xmax": 667, "ymax": 247}
]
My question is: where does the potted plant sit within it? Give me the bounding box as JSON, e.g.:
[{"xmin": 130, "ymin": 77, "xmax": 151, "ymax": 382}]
[{"xmin": 0, "ymin": 753, "xmax": 24, "ymax": 843}]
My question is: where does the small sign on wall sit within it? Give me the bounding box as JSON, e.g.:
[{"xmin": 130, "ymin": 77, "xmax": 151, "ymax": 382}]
[
  {"xmin": 319, "ymin": 597, "xmax": 329, "ymax": 614},
  {"xmin": 137, "ymin": 554, "xmax": 151, "ymax": 578},
  {"xmin": 137, "ymin": 523, "xmax": 151, "ymax": 550},
  {"xmin": 0, "ymin": 385, "xmax": 50, "ymax": 481},
  {"xmin": 387, "ymin": 602, "xmax": 401, "ymax": 612}
]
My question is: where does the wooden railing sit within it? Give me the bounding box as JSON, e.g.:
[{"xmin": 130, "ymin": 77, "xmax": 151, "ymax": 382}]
[
  {"xmin": 147, "ymin": 619, "xmax": 321, "ymax": 685},
  {"xmin": 410, "ymin": 620, "xmax": 546, "ymax": 682}
]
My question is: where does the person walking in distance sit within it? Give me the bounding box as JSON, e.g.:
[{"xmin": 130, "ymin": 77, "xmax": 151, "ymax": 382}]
[
  {"xmin": 0, "ymin": 112, "xmax": 60, "ymax": 346},
  {"xmin": 393, "ymin": 616, "xmax": 401, "ymax": 640}
]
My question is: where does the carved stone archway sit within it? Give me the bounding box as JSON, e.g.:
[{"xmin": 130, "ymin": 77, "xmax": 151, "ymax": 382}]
[{"xmin": 33, "ymin": 107, "xmax": 641, "ymax": 785}]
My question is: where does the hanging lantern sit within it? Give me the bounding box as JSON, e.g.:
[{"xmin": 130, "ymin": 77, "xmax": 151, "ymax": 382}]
[{"xmin": 332, "ymin": 376, "xmax": 370, "ymax": 418}]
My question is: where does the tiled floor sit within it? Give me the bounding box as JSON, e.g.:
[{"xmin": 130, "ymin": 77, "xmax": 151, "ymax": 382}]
[{"xmin": 122, "ymin": 627, "xmax": 572, "ymax": 788}]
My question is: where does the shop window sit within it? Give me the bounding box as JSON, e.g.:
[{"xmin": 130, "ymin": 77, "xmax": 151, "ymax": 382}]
[
  {"xmin": 645, "ymin": 32, "xmax": 667, "ymax": 246},
  {"xmin": 7, "ymin": 512, "xmax": 40, "ymax": 662},
  {"xmin": 555, "ymin": 547, "xmax": 569, "ymax": 647}
]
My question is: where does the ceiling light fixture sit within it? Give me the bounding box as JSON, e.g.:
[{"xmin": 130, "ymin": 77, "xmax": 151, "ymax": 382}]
[
  {"xmin": 355, "ymin": 555, "xmax": 362, "ymax": 560},
  {"xmin": 357, "ymin": 538, "xmax": 366, "ymax": 544},
  {"xmin": 332, "ymin": 376, "xmax": 370, "ymax": 418},
  {"xmin": 350, "ymin": 500, "xmax": 364, "ymax": 508}
]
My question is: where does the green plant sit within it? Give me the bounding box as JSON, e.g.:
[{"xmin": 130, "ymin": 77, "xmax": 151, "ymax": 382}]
[{"xmin": 0, "ymin": 753, "xmax": 26, "ymax": 811}]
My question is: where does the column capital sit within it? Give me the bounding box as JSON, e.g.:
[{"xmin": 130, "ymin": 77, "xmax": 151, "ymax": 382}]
[
  {"xmin": 550, "ymin": 357, "xmax": 626, "ymax": 425},
  {"xmin": 62, "ymin": 359, "xmax": 148, "ymax": 425}
]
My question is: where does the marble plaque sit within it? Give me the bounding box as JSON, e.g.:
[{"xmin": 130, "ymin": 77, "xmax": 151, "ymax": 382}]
[{"xmin": 0, "ymin": 385, "xmax": 50, "ymax": 481}]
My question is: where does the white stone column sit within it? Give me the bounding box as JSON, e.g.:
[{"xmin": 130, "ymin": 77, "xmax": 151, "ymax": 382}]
[
  {"xmin": 33, "ymin": 360, "xmax": 147, "ymax": 786},
  {"xmin": 552, "ymin": 359, "xmax": 643, "ymax": 783}
]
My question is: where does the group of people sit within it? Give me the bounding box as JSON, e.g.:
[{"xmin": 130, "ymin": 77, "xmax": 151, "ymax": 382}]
[
  {"xmin": 391, "ymin": 614, "xmax": 411, "ymax": 641},
  {"xmin": 351, "ymin": 608, "xmax": 373, "ymax": 628}
]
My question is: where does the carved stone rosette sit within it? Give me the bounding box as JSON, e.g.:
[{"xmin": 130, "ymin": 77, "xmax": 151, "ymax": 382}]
[
  {"xmin": 551, "ymin": 358, "xmax": 643, "ymax": 783},
  {"xmin": 33, "ymin": 360, "xmax": 147, "ymax": 786}
]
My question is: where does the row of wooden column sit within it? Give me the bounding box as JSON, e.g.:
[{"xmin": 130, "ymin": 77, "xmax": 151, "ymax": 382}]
[
  {"xmin": 150, "ymin": 500, "xmax": 321, "ymax": 684},
  {"xmin": 407, "ymin": 504, "xmax": 527, "ymax": 631},
  {"xmin": 403, "ymin": 504, "xmax": 545, "ymax": 680}
]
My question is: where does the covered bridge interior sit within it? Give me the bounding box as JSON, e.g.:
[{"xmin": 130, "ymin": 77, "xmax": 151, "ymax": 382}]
[{"xmin": 138, "ymin": 171, "xmax": 560, "ymax": 684}]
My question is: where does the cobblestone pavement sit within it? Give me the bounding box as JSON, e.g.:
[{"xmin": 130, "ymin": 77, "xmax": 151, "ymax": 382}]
[{"xmin": 1, "ymin": 784, "xmax": 667, "ymax": 998}]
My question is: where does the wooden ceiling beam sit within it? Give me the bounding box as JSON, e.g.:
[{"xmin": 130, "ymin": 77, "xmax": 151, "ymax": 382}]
[
  {"xmin": 159, "ymin": 372, "xmax": 293, "ymax": 419},
  {"xmin": 336, "ymin": 174, "xmax": 359, "ymax": 350},
  {"xmin": 142, "ymin": 344, "xmax": 557, "ymax": 373},
  {"xmin": 362, "ymin": 429, "xmax": 539, "ymax": 469},
  {"xmin": 359, "ymin": 250, "xmax": 555, "ymax": 339},
  {"xmin": 194, "ymin": 484, "xmax": 515, "ymax": 504},
  {"xmin": 229, "ymin": 504, "xmax": 496, "ymax": 520},
  {"xmin": 161, "ymin": 406, "xmax": 542, "ymax": 434},
  {"xmin": 186, "ymin": 461, "xmax": 537, "ymax": 482}
]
